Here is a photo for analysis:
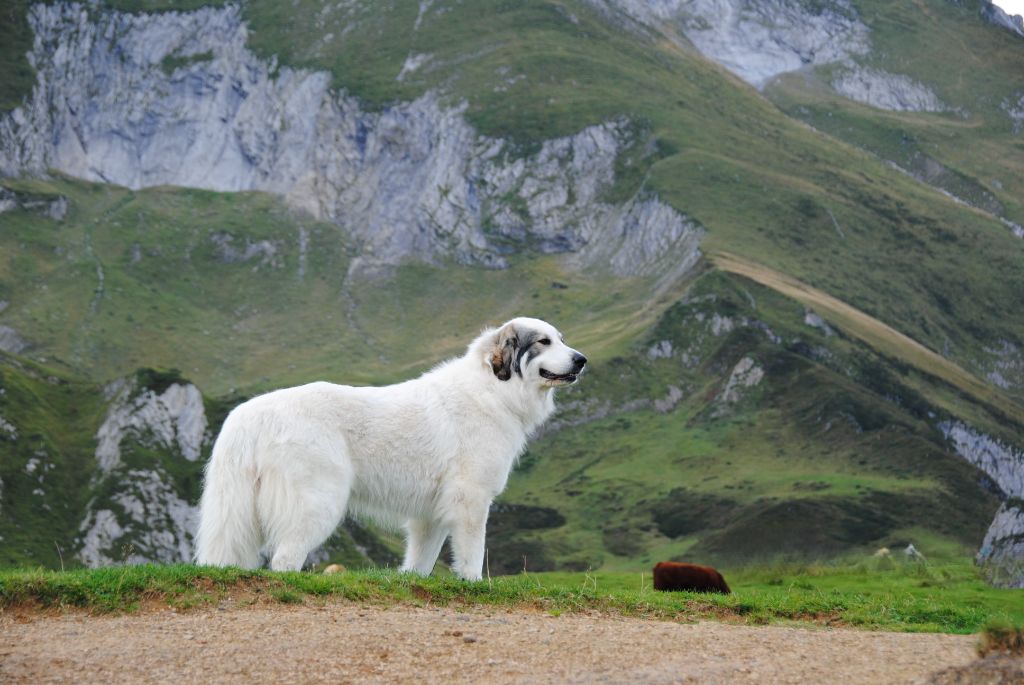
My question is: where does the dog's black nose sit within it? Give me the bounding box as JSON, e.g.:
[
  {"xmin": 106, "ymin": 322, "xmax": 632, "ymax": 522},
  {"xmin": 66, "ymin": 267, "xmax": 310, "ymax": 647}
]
[{"xmin": 572, "ymin": 352, "xmax": 587, "ymax": 371}]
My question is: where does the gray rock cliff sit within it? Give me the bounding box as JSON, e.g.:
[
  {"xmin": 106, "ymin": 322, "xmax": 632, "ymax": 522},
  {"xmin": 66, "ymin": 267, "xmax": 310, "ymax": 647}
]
[
  {"xmin": 77, "ymin": 376, "xmax": 208, "ymax": 567},
  {"xmin": 982, "ymin": 1, "xmax": 1024, "ymax": 37},
  {"xmin": 598, "ymin": 0, "xmax": 945, "ymax": 113},
  {"xmin": 599, "ymin": 0, "xmax": 869, "ymax": 89},
  {"xmin": 940, "ymin": 420, "xmax": 1024, "ymax": 585},
  {"xmin": 1, "ymin": 3, "xmax": 702, "ymax": 276},
  {"xmin": 831, "ymin": 67, "xmax": 946, "ymax": 113}
]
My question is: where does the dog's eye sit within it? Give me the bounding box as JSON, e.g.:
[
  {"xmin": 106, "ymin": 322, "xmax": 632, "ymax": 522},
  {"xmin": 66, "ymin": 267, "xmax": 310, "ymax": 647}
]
[{"xmin": 538, "ymin": 338, "xmax": 551, "ymax": 346}]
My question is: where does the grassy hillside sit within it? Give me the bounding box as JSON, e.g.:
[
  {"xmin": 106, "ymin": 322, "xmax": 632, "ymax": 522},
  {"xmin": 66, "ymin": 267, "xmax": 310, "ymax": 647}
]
[
  {"xmin": 0, "ymin": 0, "xmax": 1022, "ymax": 573},
  {"xmin": 0, "ymin": 252, "xmax": 1011, "ymax": 572},
  {"xmin": 166, "ymin": 0, "xmax": 1024, "ymax": 394},
  {"xmin": 492, "ymin": 269, "xmax": 1008, "ymax": 573},
  {"xmin": 3, "ymin": 0, "xmax": 1022, "ymax": 394},
  {"xmin": 766, "ymin": 0, "xmax": 1024, "ymax": 325},
  {"xmin": 0, "ymin": 355, "xmax": 104, "ymax": 567},
  {"xmin": 770, "ymin": 0, "xmax": 1024, "ymax": 214},
  {"xmin": 0, "ymin": 176, "xmax": 664, "ymax": 394}
]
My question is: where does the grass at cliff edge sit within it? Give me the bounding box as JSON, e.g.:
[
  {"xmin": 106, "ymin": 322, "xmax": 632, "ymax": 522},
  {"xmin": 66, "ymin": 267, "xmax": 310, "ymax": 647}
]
[{"xmin": 1, "ymin": 560, "xmax": 1021, "ymax": 634}]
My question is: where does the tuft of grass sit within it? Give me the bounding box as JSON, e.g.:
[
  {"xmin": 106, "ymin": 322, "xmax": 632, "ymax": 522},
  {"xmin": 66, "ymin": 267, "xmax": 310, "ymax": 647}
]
[
  {"xmin": 271, "ymin": 589, "xmax": 303, "ymax": 605},
  {"xmin": 979, "ymin": 620, "xmax": 1024, "ymax": 657}
]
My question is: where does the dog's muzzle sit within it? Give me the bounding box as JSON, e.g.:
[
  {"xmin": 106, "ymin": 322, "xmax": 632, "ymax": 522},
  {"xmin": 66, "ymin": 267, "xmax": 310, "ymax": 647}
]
[{"xmin": 540, "ymin": 353, "xmax": 587, "ymax": 385}]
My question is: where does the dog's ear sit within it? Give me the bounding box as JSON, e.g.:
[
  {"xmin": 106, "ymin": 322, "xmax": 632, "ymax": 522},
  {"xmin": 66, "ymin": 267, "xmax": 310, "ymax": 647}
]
[{"xmin": 490, "ymin": 323, "xmax": 520, "ymax": 381}]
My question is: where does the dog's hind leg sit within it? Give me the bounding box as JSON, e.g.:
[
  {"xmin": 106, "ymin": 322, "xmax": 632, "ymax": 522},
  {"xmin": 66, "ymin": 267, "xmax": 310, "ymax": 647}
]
[
  {"xmin": 401, "ymin": 519, "xmax": 448, "ymax": 575},
  {"xmin": 259, "ymin": 439, "xmax": 352, "ymax": 572},
  {"xmin": 266, "ymin": 487, "xmax": 349, "ymax": 572}
]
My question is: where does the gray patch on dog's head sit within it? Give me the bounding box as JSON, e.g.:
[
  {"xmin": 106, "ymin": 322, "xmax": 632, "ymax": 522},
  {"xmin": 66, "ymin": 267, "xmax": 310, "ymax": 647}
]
[{"xmin": 513, "ymin": 329, "xmax": 542, "ymax": 377}]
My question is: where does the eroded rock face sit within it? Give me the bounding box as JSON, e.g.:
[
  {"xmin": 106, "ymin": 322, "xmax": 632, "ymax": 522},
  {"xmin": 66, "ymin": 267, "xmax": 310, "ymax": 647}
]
[
  {"xmin": 940, "ymin": 420, "xmax": 1024, "ymax": 584},
  {"xmin": 977, "ymin": 502, "xmax": 1024, "ymax": 587},
  {"xmin": 0, "ymin": 187, "xmax": 67, "ymax": 220},
  {"xmin": 77, "ymin": 375, "xmax": 209, "ymax": 567},
  {"xmin": 717, "ymin": 356, "xmax": 764, "ymax": 407},
  {"xmin": 95, "ymin": 378, "xmax": 208, "ymax": 470},
  {"xmin": 601, "ymin": 0, "xmax": 952, "ymax": 114},
  {"xmin": 941, "ymin": 421, "xmax": 1024, "ymax": 498},
  {"xmin": 0, "ymin": 325, "xmax": 28, "ymax": 354},
  {"xmin": 601, "ymin": 0, "xmax": 869, "ymax": 89},
  {"xmin": 1003, "ymin": 94, "xmax": 1024, "ymax": 134},
  {"xmin": 982, "ymin": 0, "xmax": 1024, "ymax": 38},
  {"xmin": 77, "ymin": 468, "xmax": 196, "ymax": 567},
  {"xmin": 0, "ymin": 3, "xmax": 702, "ymax": 275},
  {"xmin": 830, "ymin": 67, "xmax": 946, "ymax": 112}
]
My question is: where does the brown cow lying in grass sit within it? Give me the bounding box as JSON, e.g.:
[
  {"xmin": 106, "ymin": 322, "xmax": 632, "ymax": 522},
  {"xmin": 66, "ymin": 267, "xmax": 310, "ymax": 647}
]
[{"xmin": 652, "ymin": 561, "xmax": 731, "ymax": 594}]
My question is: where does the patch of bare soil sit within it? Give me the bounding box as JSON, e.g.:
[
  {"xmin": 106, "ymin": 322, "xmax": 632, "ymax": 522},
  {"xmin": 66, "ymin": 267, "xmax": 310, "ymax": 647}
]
[{"xmin": 0, "ymin": 602, "xmax": 979, "ymax": 684}]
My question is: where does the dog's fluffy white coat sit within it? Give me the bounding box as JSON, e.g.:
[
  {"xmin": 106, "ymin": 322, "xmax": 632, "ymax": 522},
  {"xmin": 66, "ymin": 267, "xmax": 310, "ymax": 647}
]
[{"xmin": 195, "ymin": 317, "xmax": 584, "ymax": 579}]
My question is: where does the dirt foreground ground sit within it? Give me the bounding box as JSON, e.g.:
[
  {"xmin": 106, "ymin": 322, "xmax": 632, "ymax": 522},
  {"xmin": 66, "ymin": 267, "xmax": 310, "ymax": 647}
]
[{"xmin": 1, "ymin": 602, "xmax": 978, "ymax": 684}]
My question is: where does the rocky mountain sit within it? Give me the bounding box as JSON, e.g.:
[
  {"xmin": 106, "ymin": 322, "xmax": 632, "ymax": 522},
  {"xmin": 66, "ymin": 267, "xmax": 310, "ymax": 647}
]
[
  {"xmin": 0, "ymin": 3, "xmax": 698, "ymax": 276},
  {"xmin": 0, "ymin": 0, "xmax": 1022, "ymax": 585}
]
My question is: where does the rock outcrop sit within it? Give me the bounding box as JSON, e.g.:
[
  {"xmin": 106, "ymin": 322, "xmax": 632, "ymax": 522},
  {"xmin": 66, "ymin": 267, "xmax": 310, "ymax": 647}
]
[
  {"xmin": 95, "ymin": 377, "xmax": 208, "ymax": 471},
  {"xmin": 977, "ymin": 502, "xmax": 1024, "ymax": 588},
  {"xmin": 601, "ymin": 0, "xmax": 869, "ymax": 89},
  {"xmin": 0, "ymin": 187, "xmax": 67, "ymax": 220},
  {"xmin": 77, "ymin": 467, "xmax": 197, "ymax": 567},
  {"xmin": 940, "ymin": 420, "xmax": 1024, "ymax": 585},
  {"xmin": 0, "ymin": 3, "xmax": 702, "ymax": 276},
  {"xmin": 716, "ymin": 355, "xmax": 764, "ymax": 411},
  {"xmin": 830, "ymin": 67, "xmax": 947, "ymax": 113},
  {"xmin": 601, "ymin": 0, "xmax": 949, "ymax": 114},
  {"xmin": 77, "ymin": 374, "xmax": 209, "ymax": 566},
  {"xmin": 982, "ymin": 1, "xmax": 1024, "ymax": 37}
]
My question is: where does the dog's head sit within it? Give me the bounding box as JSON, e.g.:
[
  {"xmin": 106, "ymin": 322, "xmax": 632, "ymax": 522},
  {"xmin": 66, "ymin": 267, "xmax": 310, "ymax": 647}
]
[{"xmin": 486, "ymin": 317, "xmax": 586, "ymax": 387}]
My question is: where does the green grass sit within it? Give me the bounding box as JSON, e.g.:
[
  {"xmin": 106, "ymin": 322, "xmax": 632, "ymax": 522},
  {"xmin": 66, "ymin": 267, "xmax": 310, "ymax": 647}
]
[
  {"xmin": 1, "ymin": 561, "xmax": 1021, "ymax": 634},
  {"xmin": 0, "ymin": 354, "xmax": 107, "ymax": 567}
]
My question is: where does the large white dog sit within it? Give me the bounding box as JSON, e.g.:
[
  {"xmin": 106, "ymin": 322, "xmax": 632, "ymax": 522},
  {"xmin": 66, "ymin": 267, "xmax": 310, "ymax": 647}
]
[{"xmin": 194, "ymin": 317, "xmax": 586, "ymax": 579}]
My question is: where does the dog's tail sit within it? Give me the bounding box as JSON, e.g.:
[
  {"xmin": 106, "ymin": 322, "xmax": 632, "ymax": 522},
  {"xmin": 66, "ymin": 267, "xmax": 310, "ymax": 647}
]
[{"xmin": 194, "ymin": 412, "xmax": 262, "ymax": 568}]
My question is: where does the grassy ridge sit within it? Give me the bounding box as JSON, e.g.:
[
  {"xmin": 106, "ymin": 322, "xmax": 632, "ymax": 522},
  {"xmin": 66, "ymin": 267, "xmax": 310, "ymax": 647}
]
[
  {"xmin": 1, "ymin": 561, "xmax": 1022, "ymax": 634},
  {"xmin": 710, "ymin": 251, "xmax": 1024, "ymax": 424}
]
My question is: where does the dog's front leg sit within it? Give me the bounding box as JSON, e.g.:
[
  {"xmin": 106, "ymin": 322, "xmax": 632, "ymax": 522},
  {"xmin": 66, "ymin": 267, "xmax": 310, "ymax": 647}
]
[
  {"xmin": 447, "ymin": 494, "xmax": 491, "ymax": 581},
  {"xmin": 401, "ymin": 518, "xmax": 448, "ymax": 576}
]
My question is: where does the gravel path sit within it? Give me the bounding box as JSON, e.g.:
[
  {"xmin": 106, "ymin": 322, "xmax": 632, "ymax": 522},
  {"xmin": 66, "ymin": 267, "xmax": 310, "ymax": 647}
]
[{"xmin": 1, "ymin": 603, "xmax": 977, "ymax": 684}]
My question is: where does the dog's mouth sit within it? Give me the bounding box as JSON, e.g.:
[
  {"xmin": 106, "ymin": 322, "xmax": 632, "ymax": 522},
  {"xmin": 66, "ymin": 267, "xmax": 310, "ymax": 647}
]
[{"xmin": 540, "ymin": 368, "xmax": 578, "ymax": 385}]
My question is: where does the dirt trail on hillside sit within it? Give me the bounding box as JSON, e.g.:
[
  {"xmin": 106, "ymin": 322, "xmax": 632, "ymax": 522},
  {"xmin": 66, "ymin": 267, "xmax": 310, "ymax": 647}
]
[{"xmin": 1, "ymin": 603, "xmax": 977, "ymax": 684}]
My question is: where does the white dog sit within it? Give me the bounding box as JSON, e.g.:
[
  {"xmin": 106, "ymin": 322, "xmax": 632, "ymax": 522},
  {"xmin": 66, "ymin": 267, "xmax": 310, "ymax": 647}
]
[{"xmin": 194, "ymin": 317, "xmax": 586, "ymax": 579}]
